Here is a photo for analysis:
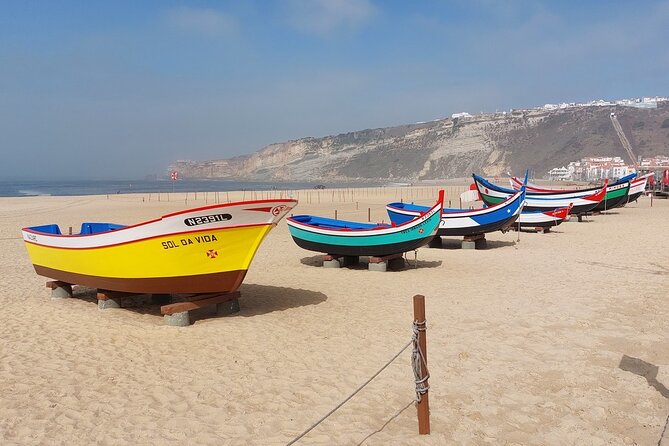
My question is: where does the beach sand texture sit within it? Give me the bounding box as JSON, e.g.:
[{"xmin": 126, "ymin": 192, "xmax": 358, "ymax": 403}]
[{"xmin": 1, "ymin": 187, "xmax": 668, "ymax": 445}]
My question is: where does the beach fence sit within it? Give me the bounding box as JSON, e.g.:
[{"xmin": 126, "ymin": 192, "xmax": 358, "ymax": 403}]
[
  {"xmin": 103, "ymin": 184, "xmax": 469, "ymax": 208},
  {"xmin": 287, "ymin": 294, "xmax": 431, "ymax": 444}
]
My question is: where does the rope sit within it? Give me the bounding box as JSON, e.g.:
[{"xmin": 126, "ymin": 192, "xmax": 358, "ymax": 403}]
[
  {"xmin": 286, "ymin": 339, "xmax": 414, "ymax": 445},
  {"xmin": 411, "ymin": 319, "xmax": 430, "ymax": 402}
]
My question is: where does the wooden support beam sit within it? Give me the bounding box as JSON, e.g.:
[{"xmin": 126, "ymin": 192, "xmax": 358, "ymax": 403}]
[
  {"xmin": 96, "ymin": 290, "xmax": 138, "ymax": 301},
  {"xmin": 161, "ymin": 291, "xmax": 240, "ymax": 315},
  {"xmin": 369, "ymin": 252, "xmax": 403, "ymax": 263},
  {"xmin": 46, "ymin": 280, "xmax": 70, "ymax": 290},
  {"xmin": 322, "ymin": 254, "xmax": 342, "ymax": 262},
  {"xmin": 463, "ymin": 233, "xmax": 485, "ymax": 242}
]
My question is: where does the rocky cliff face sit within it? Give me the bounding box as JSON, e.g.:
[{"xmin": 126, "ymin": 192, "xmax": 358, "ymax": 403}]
[{"xmin": 170, "ymin": 102, "xmax": 669, "ymax": 181}]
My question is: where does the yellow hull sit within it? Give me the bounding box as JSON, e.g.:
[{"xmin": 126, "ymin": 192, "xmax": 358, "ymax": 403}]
[
  {"xmin": 26, "ymin": 225, "xmax": 271, "ymax": 278},
  {"xmin": 25, "ymin": 225, "xmax": 272, "ymax": 293}
]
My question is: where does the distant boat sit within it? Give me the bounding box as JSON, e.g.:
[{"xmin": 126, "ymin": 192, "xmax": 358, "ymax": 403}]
[
  {"xmin": 473, "ymin": 174, "xmax": 605, "ymax": 215},
  {"xmin": 626, "ymin": 173, "xmax": 654, "ymax": 203},
  {"xmin": 516, "ymin": 206, "xmax": 571, "ymax": 229},
  {"xmin": 383, "ymin": 182, "xmax": 413, "ymax": 187},
  {"xmin": 22, "ymin": 199, "xmax": 297, "ymax": 294},
  {"xmin": 508, "ymin": 173, "xmax": 635, "ymax": 211},
  {"xmin": 286, "ymin": 191, "xmax": 444, "ymax": 257},
  {"xmin": 385, "ymin": 188, "xmax": 525, "ymax": 237}
]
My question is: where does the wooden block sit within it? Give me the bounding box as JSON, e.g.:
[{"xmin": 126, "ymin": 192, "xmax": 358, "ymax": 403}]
[
  {"xmin": 161, "ymin": 291, "xmax": 241, "ymax": 315},
  {"xmin": 369, "ymin": 252, "xmax": 403, "ymax": 263},
  {"xmin": 46, "ymin": 280, "xmax": 70, "ymax": 289},
  {"xmin": 322, "ymin": 254, "xmax": 342, "ymax": 261},
  {"xmin": 463, "ymin": 234, "xmax": 485, "ymax": 242}
]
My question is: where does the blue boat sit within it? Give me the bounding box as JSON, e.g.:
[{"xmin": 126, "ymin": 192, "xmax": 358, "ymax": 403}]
[
  {"xmin": 286, "ymin": 191, "xmax": 444, "ymax": 257},
  {"xmin": 386, "ymin": 188, "xmax": 525, "ymax": 237}
]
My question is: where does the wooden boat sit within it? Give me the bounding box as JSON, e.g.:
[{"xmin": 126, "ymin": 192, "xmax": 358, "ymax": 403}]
[
  {"xmin": 509, "ymin": 173, "xmax": 635, "ymax": 211},
  {"xmin": 516, "ymin": 206, "xmax": 571, "ymax": 229},
  {"xmin": 286, "ymin": 191, "xmax": 444, "ymax": 257},
  {"xmin": 626, "ymin": 173, "xmax": 653, "ymax": 203},
  {"xmin": 385, "ymin": 188, "xmax": 525, "ymax": 237},
  {"xmin": 22, "ymin": 199, "xmax": 297, "ymax": 294},
  {"xmin": 473, "ymin": 174, "xmax": 606, "ymax": 216}
]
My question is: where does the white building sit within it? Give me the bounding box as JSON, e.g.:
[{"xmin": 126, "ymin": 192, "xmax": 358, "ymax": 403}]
[{"xmin": 548, "ymin": 166, "xmax": 571, "ymax": 181}]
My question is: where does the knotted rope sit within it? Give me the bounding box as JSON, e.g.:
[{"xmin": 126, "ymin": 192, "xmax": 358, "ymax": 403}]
[{"xmin": 411, "ymin": 319, "xmax": 430, "ymax": 402}]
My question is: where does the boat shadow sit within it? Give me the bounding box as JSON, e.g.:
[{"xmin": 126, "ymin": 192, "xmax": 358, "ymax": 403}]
[
  {"xmin": 237, "ymin": 283, "xmax": 327, "ymax": 316},
  {"xmin": 299, "ymin": 255, "xmax": 442, "ymax": 270},
  {"xmin": 517, "ymin": 228, "xmax": 565, "ymax": 234},
  {"xmin": 70, "ymin": 284, "xmax": 328, "ymax": 321},
  {"xmin": 437, "ymin": 238, "xmax": 517, "ymax": 250}
]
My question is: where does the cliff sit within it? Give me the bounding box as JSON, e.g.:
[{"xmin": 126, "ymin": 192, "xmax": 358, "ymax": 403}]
[{"xmin": 170, "ymin": 101, "xmax": 669, "ymax": 181}]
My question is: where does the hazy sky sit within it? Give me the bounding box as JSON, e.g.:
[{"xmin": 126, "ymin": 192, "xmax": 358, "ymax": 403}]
[{"xmin": 1, "ymin": 0, "xmax": 667, "ymax": 179}]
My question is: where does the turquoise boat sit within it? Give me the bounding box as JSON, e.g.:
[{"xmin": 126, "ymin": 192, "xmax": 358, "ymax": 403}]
[{"xmin": 286, "ymin": 191, "xmax": 444, "ymax": 257}]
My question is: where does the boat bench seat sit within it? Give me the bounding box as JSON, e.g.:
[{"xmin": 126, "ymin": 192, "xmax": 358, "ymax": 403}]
[
  {"xmin": 79, "ymin": 222, "xmax": 127, "ymax": 235},
  {"xmin": 27, "ymin": 224, "xmax": 62, "ymax": 235}
]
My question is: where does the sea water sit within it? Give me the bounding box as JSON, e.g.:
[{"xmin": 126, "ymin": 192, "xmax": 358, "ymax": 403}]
[{"xmin": 0, "ymin": 179, "xmax": 376, "ymax": 197}]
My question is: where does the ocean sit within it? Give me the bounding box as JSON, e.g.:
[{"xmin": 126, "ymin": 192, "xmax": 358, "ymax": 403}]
[{"xmin": 0, "ymin": 179, "xmax": 376, "ymax": 198}]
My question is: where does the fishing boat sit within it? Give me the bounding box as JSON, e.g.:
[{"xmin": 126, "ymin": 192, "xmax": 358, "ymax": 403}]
[
  {"xmin": 286, "ymin": 191, "xmax": 444, "ymax": 257},
  {"xmin": 509, "ymin": 173, "xmax": 635, "ymax": 211},
  {"xmin": 473, "ymin": 174, "xmax": 606, "ymax": 216},
  {"xmin": 626, "ymin": 173, "xmax": 653, "ymax": 203},
  {"xmin": 588, "ymin": 181, "xmax": 631, "ymax": 212},
  {"xmin": 516, "ymin": 206, "xmax": 571, "ymax": 229},
  {"xmin": 385, "ymin": 188, "xmax": 525, "ymax": 237},
  {"xmin": 22, "ymin": 199, "xmax": 298, "ymax": 294}
]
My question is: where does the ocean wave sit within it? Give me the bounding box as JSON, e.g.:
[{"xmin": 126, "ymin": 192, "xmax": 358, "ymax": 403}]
[{"xmin": 18, "ymin": 189, "xmax": 52, "ymax": 196}]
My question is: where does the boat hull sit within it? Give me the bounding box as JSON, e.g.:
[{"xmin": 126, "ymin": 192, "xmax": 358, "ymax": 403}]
[
  {"xmin": 22, "ymin": 200, "xmax": 296, "ymax": 294},
  {"xmin": 588, "ymin": 182, "xmax": 630, "ymax": 212},
  {"xmin": 386, "ymin": 190, "xmax": 524, "ymax": 237},
  {"xmin": 517, "ymin": 207, "xmax": 570, "ymax": 228},
  {"xmin": 623, "ymin": 175, "xmax": 651, "ymax": 204},
  {"xmin": 289, "ymin": 234, "xmax": 437, "ymax": 258},
  {"xmin": 287, "ymin": 192, "xmax": 443, "ymax": 257},
  {"xmin": 33, "ymin": 265, "xmax": 247, "ymax": 295}
]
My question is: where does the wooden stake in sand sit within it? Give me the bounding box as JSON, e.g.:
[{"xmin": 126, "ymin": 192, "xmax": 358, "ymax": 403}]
[{"xmin": 413, "ymin": 294, "xmax": 430, "ymax": 435}]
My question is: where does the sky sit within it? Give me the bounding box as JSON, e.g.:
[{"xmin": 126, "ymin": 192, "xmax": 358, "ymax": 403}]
[{"xmin": 1, "ymin": 0, "xmax": 668, "ymax": 180}]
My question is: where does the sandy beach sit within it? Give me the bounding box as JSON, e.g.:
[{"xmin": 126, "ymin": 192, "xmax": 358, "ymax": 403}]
[{"xmin": 1, "ymin": 186, "xmax": 668, "ymax": 445}]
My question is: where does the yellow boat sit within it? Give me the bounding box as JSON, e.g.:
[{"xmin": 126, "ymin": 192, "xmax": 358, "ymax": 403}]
[{"xmin": 22, "ymin": 199, "xmax": 297, "ymax": 294}]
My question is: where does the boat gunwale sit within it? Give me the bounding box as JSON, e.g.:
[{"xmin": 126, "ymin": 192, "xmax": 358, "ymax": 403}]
[
  {"xmin": 22, "ymin": 198, "xmax": 298, "ymax": 238},
  {"xmin": 23, "ymin": 222, "xmax": 273, "ymax": 250}
]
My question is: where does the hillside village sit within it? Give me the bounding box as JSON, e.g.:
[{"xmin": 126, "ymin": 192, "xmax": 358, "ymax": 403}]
[{"xmin": 548, "ymin": 155, "xmax": 669, "ymax": 182}]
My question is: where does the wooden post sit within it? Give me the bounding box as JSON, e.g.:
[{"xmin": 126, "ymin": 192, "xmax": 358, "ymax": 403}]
[
  {"xmin": 334, "ymin": 209, "xmax": 338, "ymax": 220},
  {"xmin": 368, "ymin": 207, "xmax": 371, "ymax": 222},
  {"xmin": 413, "ymin": 294, "xmax": 430, "ymax": 434}
]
